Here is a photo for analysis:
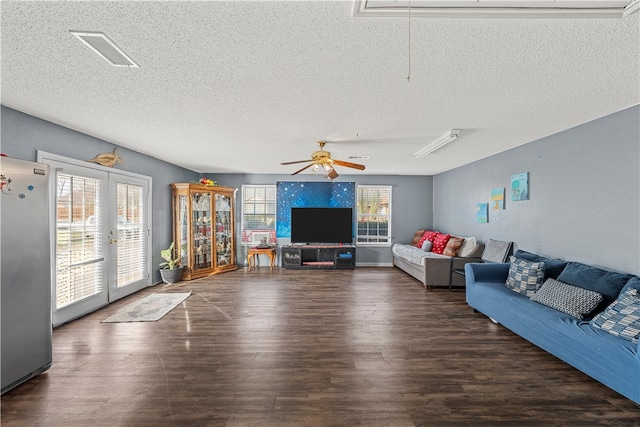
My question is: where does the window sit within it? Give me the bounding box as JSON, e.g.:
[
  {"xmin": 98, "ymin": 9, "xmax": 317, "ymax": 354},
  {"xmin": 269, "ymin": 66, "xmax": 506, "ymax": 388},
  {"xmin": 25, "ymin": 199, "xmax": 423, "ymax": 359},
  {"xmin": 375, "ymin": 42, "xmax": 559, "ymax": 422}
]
[
  {"xmin": 241, "ymin": 185, "xmax": 276, "ymax": 246},
  {"xmin": 357, "ymin": 185, "xmax": 392, "ymax": 245}
]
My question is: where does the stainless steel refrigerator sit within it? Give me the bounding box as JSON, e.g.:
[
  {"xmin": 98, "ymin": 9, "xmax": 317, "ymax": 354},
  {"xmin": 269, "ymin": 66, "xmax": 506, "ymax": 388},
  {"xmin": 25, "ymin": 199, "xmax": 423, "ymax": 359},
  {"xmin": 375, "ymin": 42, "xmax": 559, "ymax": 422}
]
[{"xmin": 1, "ymin": 157, "xmax": 52, "ymax": 394}]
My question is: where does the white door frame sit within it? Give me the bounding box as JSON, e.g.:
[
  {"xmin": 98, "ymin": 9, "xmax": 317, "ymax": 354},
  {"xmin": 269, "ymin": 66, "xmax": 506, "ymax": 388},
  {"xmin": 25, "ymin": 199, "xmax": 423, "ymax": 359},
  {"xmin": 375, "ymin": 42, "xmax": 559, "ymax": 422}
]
[{"xmin": 37, "ymin": 151, "xmax": 152, "ymax": 326}]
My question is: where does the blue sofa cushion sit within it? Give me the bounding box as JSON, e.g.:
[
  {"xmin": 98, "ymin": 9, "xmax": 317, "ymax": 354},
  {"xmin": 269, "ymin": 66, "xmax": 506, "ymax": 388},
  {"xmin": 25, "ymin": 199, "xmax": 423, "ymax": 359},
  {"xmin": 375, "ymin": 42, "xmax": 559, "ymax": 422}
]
[
  {"xmin": 556, "ymin": 262, "xmax": 634, "ymax": 307},
  {"xmin": 591, "ymin": 288, "xmax": 640, "ymax": 344},
  {"xmin": 506, "ymin": 256, "xmax": 545, "ymax": 297},
  {"xmin": 530, "ymin": 278, "xmax": 603, "ymax": 319},
  {"xmin": 513, "ymin": 249, "xmax": 568, "ymax": 280}
]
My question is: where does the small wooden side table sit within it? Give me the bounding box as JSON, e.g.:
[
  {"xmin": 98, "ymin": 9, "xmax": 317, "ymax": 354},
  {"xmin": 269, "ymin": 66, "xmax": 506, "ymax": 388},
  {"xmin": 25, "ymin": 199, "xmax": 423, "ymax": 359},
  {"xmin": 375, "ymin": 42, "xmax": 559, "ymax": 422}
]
[{"xmin": 247, "ymin": 247, "xmax": 277, "ymax": 271}]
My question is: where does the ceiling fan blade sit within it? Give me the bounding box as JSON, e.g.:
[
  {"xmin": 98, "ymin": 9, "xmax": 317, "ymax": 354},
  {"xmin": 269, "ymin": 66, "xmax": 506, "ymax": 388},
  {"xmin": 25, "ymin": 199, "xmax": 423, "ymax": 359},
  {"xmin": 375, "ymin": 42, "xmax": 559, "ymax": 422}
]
[
  {"xmin": 291, "ymin": 163, "xmax": 314, "ymax": 175},
  {"xmin": 326, "ymin": 167, "xmax": 339, "ymax": 179},
  {"xmin": 332, "ymin": 159, "xmax": 366, "ymax": 170},
  {"xmin": 281, "ymin": 159, "xmax": 312, "ymax": 165}
]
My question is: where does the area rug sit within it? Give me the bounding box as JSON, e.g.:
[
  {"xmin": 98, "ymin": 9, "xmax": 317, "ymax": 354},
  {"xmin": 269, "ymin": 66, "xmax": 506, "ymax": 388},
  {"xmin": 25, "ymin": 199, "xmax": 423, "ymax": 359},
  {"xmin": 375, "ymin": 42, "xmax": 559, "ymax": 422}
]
[{"xmin": 102, "ymin": 292, "xmax": 191, "ymax": 323}]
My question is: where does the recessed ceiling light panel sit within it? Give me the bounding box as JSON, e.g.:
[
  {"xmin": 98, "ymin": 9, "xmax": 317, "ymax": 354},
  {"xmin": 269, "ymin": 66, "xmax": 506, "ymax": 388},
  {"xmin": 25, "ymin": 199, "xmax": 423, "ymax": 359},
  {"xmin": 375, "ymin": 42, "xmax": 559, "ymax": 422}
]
[{"xmin": 70, "ymin": 30, "xmax": 139, "ymax": 68}]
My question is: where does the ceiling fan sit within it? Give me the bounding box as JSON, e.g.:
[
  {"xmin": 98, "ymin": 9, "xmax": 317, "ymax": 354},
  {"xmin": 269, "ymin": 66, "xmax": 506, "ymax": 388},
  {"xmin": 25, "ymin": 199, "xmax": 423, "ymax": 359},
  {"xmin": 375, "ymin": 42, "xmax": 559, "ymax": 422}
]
[{"xmin": 281, "ymin": 141, "xmax": 366, "ymax": 179}]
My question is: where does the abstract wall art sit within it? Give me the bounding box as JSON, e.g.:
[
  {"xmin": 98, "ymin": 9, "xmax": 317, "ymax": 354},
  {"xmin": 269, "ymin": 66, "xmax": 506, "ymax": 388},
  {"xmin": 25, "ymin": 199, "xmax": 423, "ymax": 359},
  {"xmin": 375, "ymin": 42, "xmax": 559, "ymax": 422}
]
[
  {"xmin": 511, "ymin": 172, "xmax": 529, "ymax": 201},
  {"xmin": 477, "ymin": 203, "xmax": 488, "ymax": 223},
  {"xmin": 491, "ymin": 187, "xmax": 505, "ymax": 210}
]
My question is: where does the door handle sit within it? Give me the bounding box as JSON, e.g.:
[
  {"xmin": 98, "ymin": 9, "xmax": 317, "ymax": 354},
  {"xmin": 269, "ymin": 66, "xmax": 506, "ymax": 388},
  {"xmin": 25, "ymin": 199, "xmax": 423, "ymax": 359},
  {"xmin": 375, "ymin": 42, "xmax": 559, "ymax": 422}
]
[{"xmin": 110, "ymin": 239, "xmax": 118, "ymax": 244}]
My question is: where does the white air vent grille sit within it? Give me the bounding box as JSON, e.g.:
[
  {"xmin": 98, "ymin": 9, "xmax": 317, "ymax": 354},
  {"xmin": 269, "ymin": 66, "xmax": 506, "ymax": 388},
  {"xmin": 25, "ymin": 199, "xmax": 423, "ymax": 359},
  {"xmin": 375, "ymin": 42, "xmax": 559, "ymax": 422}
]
[{"xmin": 70, "ymin": 31, "xmax": 139, "ymax": 68}]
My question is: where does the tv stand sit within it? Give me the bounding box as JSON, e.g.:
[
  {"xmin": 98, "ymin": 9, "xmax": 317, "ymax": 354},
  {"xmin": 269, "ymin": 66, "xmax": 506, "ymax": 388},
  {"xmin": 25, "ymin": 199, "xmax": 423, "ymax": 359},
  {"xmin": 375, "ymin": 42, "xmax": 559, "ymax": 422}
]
[{"xmin": 282, "ymin": 245, "xmax": 356, "ymax": 270}]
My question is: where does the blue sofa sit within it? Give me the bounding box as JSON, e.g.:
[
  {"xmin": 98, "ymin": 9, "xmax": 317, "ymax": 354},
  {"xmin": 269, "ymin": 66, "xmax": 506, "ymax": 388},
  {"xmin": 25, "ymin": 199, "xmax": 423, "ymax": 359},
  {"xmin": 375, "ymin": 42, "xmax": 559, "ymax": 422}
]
[{"xmin": 465, "ymin": 250, "xmax": 640, "ymax": 405}]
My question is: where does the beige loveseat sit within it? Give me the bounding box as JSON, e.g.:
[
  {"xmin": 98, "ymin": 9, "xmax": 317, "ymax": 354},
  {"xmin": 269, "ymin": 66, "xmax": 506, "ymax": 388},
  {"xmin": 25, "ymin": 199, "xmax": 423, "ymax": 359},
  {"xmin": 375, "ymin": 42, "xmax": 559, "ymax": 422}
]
[{"xmin": 392, "ymin": 233, "xmax": 484, "ymax": 289}]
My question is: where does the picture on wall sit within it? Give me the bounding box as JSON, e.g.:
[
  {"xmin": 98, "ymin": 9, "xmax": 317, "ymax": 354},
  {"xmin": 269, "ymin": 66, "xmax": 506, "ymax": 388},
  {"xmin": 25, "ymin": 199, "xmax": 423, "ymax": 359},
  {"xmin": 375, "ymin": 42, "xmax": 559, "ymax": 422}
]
[
  {"xmin": 511, "ymin": 172, "xmax": 529, "ymax": 201},
  {"xmin": 477, "ymin": 203, "xmax": 488, "ymax": 223},
  {"xmin": 491, "ymin": 188, "xmax": 505, "ymax": 210}
]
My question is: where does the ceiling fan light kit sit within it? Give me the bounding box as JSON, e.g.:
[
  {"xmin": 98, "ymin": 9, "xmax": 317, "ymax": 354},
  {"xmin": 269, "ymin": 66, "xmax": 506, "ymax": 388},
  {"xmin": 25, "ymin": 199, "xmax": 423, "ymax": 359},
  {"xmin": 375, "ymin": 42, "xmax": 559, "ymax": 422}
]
[
  {"xmin": 414, "ymin": 129, "xmax": 461, "ymax": 159},
  {"xmin": 281, "ymin": 141, "xmax": 366, "ymax": 180}
]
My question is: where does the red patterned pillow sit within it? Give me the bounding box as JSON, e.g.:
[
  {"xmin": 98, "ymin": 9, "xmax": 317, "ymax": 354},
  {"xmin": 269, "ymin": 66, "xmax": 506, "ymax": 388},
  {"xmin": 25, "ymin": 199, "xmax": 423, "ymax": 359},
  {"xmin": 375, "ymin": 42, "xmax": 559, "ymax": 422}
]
[
  {"xmin": 423, "ymin": 230, "xmax": 438, "ymax": 242},
  {"xmin": 411, "ymin": 229, "xmax": 426, "ymax": 247},
  {"xmin": 431, "ymin": 232, "xmax": 451, "ymax": 254},
  {"xmin": 443, "ymin": 236, "xmax": 464, "ymax": 257},
  {"xmin": 417, "ymin": 230, "xmax": 438, "ymax": 248}
]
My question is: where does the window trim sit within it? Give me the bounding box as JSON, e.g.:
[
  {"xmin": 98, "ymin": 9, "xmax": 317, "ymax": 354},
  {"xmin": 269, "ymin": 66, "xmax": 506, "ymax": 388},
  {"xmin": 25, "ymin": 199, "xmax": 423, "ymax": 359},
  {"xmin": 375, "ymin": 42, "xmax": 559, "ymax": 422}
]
[
  {"xmin": 356, "ymin": 184, "xmax": 392, "ymax": 247},
  {"xmin": 240, "ymin": 184, "xmax": 276, "ymax": 246}
]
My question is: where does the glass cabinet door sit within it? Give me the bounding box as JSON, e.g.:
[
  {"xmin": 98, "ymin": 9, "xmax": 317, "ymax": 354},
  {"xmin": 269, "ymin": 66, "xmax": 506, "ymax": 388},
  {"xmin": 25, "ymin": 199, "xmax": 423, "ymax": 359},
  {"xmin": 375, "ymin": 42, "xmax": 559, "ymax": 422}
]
[
  {"xmin": 191, "ymin": 192, "xmax": 212, "ymax": 271},
  {"xmin": 215, "ymin": 193, "xmax": 233, "ymax": 267}
]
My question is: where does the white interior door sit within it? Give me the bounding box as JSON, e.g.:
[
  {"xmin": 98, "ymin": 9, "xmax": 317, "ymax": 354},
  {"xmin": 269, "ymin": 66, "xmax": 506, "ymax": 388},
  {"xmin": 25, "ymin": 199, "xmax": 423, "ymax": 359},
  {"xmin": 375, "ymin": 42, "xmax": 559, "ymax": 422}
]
[{"xmin": 39, "ymin": 152, "xmax": 152, "ymax": 326}]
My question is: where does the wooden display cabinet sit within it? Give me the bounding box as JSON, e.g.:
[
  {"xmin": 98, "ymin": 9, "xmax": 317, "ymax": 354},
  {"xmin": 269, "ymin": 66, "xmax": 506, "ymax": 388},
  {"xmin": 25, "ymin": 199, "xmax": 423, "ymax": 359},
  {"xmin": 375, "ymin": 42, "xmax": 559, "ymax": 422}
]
[{"xmin": 171, "ymin": 183, "xmax": 238, "ymax": 280}]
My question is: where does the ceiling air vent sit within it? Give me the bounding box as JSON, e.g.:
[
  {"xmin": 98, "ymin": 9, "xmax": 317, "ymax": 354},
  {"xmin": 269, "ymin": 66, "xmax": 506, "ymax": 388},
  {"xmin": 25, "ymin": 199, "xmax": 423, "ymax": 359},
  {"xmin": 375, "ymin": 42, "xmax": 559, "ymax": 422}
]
[{"xmin": 70, "ymin": 31, "xmax": 139, "ymax": 68}]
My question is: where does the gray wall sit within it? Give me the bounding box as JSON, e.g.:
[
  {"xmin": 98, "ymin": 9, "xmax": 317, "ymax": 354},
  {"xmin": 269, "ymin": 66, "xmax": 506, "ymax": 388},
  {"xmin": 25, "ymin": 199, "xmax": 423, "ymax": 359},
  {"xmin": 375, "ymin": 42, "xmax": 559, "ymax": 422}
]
[
  {"xmin": 1, "ymin": 106, "xmax": 199, "ymax": 284},
  {"xmin": 6, "ymin": 103, "xmax": 636, "ymax": 277},
  {"xmin": 433, "ymin": 105, "xmax": 640, "ymax": 275},
  {"xmin": 211, "ymin": 173, "xmax": 433, "ymax": 266}
]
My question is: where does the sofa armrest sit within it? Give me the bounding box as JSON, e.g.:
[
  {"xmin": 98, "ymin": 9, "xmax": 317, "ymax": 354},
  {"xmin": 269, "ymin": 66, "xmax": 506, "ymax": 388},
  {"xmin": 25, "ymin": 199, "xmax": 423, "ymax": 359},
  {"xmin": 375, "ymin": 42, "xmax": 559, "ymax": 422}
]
[
  {"xmin": 423, "ymin": 256, "xmax": 454, "ymax": 288},
  {"xmin": 465, "ymin": 262, "xmax": 510, "ymax": 284}
]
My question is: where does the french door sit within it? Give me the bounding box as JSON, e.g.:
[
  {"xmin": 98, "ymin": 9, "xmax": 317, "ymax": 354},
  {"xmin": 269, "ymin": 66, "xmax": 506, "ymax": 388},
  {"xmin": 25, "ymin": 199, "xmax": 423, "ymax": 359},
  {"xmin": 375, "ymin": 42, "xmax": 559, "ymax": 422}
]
[
  {"xmin": 108, "ymin": 174, "xmax": 149, "ymax": 301},
  {"xmin": 38, "ymin": 152, "xmax": 151, "ymax": 326}
]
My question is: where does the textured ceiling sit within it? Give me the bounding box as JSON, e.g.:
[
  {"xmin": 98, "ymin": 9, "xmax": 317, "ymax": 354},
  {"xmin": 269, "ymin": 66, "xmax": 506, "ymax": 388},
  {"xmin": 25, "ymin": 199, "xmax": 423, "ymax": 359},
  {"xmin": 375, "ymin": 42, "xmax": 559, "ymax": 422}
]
[{"xmin": 1, "ymin": 1, "xmax": 638, "ymax": 176}]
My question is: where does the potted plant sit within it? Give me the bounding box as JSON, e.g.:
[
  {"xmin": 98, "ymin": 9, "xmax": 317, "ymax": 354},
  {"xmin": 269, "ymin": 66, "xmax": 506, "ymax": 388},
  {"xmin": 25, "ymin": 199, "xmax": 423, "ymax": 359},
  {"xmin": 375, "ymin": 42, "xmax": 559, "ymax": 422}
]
[{"xmin": 159, "ymin": 242, "xmax": 184, "ymax": 283}]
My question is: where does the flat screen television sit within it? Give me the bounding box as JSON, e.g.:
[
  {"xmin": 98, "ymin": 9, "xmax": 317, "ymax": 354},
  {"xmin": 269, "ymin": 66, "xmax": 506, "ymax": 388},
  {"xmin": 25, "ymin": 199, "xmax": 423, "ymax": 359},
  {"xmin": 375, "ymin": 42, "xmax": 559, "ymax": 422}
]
[{"xmin": 290, "ymin": 207, "xmax": 353, "ymax": 244}]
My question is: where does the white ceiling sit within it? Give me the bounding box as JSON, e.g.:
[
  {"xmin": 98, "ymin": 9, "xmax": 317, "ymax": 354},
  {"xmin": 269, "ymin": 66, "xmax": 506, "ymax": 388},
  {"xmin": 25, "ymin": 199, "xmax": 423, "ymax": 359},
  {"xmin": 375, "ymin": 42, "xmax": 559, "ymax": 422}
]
[{"xmin": 1, "ymin": 1, "xmax": 638, "ymax": 176}]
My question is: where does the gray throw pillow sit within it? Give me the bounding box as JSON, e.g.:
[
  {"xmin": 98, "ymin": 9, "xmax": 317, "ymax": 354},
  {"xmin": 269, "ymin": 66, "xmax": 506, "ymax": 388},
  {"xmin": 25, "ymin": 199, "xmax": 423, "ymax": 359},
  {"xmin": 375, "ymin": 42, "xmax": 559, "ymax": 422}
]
[
  {"xmin": 531, "ymin": 278, "xmax": 603, "ymax": 319},
  {"xmin": 421, "ymin": 240, "xmax": 433, "ymax": 252}
]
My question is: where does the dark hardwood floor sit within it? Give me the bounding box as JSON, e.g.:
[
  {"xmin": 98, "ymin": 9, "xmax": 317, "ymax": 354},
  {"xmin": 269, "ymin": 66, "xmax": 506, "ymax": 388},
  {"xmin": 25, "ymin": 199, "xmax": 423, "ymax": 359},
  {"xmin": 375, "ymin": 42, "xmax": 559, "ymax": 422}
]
[{"xmin": 2, "ymin": 267, "xmax": 639, "ymax": 426}]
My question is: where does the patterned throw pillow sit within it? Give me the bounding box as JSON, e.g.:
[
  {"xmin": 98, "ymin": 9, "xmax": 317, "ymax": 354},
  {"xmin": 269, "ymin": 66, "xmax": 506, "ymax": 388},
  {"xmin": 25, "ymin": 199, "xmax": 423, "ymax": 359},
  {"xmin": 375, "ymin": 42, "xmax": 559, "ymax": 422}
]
[
  {"xmin": 505, "ymin": 256, "xmax": 545, "ymax": 297},
  {"xmin": 590, "ymin": 288, "xmax": 640, "ymax": 344},
  {"xmin": 443, "ymin": 236, "xmax": 464, "ymax": 257},
  {"xmin": 431, "ymin": 232, "xmax": 451, "ymax": 254},
  {"xmin": 530, "ymin": 278, "xmax": 604, "ymax": 319},
  {"xmin": 411, "ymin": 229, "xmax": 427, "ymax": 247}
]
